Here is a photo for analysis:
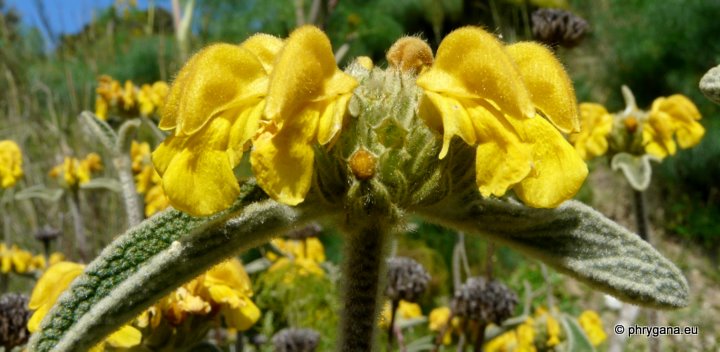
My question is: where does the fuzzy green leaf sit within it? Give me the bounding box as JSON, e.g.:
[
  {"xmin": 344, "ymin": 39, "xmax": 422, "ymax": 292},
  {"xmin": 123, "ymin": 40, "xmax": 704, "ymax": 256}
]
[
  {"xmin": 78, "ymin": 177, "xmax": 122, "ymax": 192},
  {"xmin": 14, "ymin": 185, "xmax": 64, "ymax": 202},
  {"xmin": 418, "ymin": 199, "xmax": 689, "ymax": 309},
  {"xmin": 699, "ymin": 64, "xmax": 720, "ymax": 104},
  {"xmin": 114, "ymin": 119, "xmax": 142, "ymax": 157},
  {"xmin": 79, "ymin": 111, "xmax": 118, "ymax": 152},
  {"xmin": 560, "ymin": 314, "xmax": 595, "ymax": 352},
  {"xmin": 29, "ymin": 183, "xmax": 327, "ymax": 352}
]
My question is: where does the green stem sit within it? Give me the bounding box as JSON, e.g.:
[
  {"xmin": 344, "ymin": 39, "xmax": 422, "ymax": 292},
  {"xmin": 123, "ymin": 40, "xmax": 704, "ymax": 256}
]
[
  {"xmin": 632, "ymin": 190, "xmax": 650, "ymax": 242},
  {"xmin": 388, "ymin": 299, "xmax": 399, "ymax": 349},
  {"xmin": 68, "ymin": 188, "xmax": 90, "ymax": 262},
  {"xmin": 632, "ymin": 190, "xmax": 660, "ymax": 352},
  {"xmin": 114, "ymin": 155, "xmax": 143, "ymax": 227},
  {"xmin": 339, "ymin": 218, "xmax": 389, "ymax": 352}
]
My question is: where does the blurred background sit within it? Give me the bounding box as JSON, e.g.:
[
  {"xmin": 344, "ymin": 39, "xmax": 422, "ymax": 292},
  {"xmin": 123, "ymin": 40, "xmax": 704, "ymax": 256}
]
[{"xmin": 1, "ymin": 0, "xmax": 718, "ymax": 351}]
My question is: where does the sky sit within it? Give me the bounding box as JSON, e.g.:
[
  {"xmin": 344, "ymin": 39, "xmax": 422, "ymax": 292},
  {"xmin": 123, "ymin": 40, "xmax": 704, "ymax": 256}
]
[{"xmin": 5, "ymin": 0, "xmax": 170, "ymax": 47}]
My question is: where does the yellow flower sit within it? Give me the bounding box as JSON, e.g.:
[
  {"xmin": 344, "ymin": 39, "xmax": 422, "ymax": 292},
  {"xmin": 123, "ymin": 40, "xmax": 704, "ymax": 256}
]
[
  {"xmin": 0, "ymin": 140, "xmax": 23, "ymax": 188},
  {"xmin": 28, "ymin": 261, "xmax": 143, "ymax": 350},
  {"xmin": 268, "ymin": 237, "xmax": 326, "ymax": 263},
  {"xmin": 49, "ymin": 153, "xmax": 103, "ymax": 188},
  {"xmin": 485, "ymin": 317, "xmax": 537, "ymax": 352},
  {"xmin": 250, "ymin": 26, "xmax": 358, "ymax": 206},
  {"xmin": 144, "ymin": 180, "xmax": 170, "ymax": 217},
  {"xmin": 152, "ymin": 33, "xmax": 283, "ymax": 216},
  {"xmin": 428, "ymin": 307, "xmax": 457, "ymax": 345},
  {"xmin": 397, "ymin": 300, "xmax": 422, "ymax": 319},
  {"xmin": 9, "ymin": 245, "xmax": 32, "ymax": 274},
  {"xmin": 154, "ymin": 258, "xmax": 260, "ymax": 331},
  {"xmin": 0, "ymin": 244, "xmax": 10, "ymax": 273},
  {"xmin": 130, "ymin": 141, "xmax": 170, "ymax": 216},
  {"xmin": 202, "ymin": 258, "xmax": 261, "ymax": 330},
  {"xmin": 137, "ymin": 81, "xmax": 170, "ymax": 116},
  {"xmin": 268, "ymin": 257, "xmax": 325, "ymax": 280},
  {"xmin": 416, "ymin": 27, "xmax": 586, "ymax": 208},
  {"xmin": 571, "ymin": 103, "xmax": 613, "ymax": 160},
  {"xmin": 643, "ymin": 94, "xmax": 704, "ymax": 159},
  {"xmin": 545, "ymin": 314, "xmax": 561, "ymax": 347},
  {"xmin": 29, "ymin": 254, "xmax": 47, "ymax": 271},
  {"xmin": 578, "ymin": 310, "xmax": 606, "ymax": 346},
  {"xmin": 48, "ymin": 252, "xmax": 66, "ymax": 266},
  {"xmin": 95, "ymin": 97, "xmax": 109, "ymax": 120},
  {"xmin": 121, "ymin": 80, "xmax": 136, "ymax": 110}
]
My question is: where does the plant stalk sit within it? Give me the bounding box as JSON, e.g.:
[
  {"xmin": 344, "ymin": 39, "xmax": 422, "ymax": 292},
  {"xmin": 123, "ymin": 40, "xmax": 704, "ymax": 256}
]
[
  {"xmin": 632, "ymin": 189, "xmax": 660, "ymax": 352},
  {"xmin": 114, "ymin": 155, "xmax": 143, "ymax": 227},
  {"xmin": 339, "ymin": 218, "xmax": 389, "ymax": 352},
  {"xmin": 67, "ymin": 189, "xmax": 90, "ymax": 262}
]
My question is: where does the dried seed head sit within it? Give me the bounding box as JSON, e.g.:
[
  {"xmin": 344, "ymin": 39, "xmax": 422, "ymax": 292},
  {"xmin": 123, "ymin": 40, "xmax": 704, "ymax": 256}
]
[
  {"xmin": 532, "ymin": 8, "xmax": 589, "ymax": 49},
  {"xmin": 272, "ymin": 328, "xmax": 321, "ymax": 352},
  {"xmin": 0, "ymin": 293, "xmax": 31, "ymax": 350},
  {"xmin": 285, "ymin": 223, "xmax": 323, "ymax": 240},
  {"xmin": 34, "ymin": 225, "xmax": 61, "ymax": 242},
  {"xmin": 386, "ymin": 36, "xmax": 434, "ymax": 73},
  {"xmin": 385, "ymin": 257, "xmax": 431, "ymax": 302},
  {"xmin": 450, "ymin": 277, "xmax": 518, "ymax": 324}
]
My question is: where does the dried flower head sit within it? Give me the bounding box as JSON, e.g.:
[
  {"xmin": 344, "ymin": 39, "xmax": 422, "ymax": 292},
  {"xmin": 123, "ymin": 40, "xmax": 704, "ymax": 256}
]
[
  {"xmin": 271, "ymin": 328, "xmax": 321, "ymax": 352},
  {"xmin": 532, "ymin": 8, "xmax": 589, "ymax": 48},
  {"xmin": 450, "ymin": 277, "xmax": 517, "ymax": 324},
  {"xmin": 0, "ymin": 293, "xmax": 31, "ymax": 350},
  {"xmin": 385, "ymin": 257, "xmax": 430, "ymax": 302}
]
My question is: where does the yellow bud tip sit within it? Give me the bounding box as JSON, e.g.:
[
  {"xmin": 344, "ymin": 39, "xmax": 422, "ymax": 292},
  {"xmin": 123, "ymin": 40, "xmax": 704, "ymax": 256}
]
[
  {"xmin": 624, "ymin": 116, "xmax": 638, "ymax": 133},
  {"xmin": 386, "ymin": 36, "xmax": 433, "ymax": 73},
  {"xmin": 349, "ymin": 149, "xmax": 376, "ymax": 180},
  {"xmin": 355, "ymin": 56, "xmax": 374, "ymax": 70}
]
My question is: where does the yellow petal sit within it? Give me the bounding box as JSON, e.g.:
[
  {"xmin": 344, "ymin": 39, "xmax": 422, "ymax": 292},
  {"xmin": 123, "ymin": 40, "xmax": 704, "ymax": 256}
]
[
  {"xmin": 160, "ymin": 147, "xmax": 239, "ymax": 216},
  {"xmin": 225, "ymin": 296, "xmax": 261, "ymax": 331},
  {"xmin": 572, "ymin": 103, "xmax": 613, "ymax": 160},
  {"xmin": 675, "ymin": 120, "xmax": 705, "ymax": 149},
  {"xmin": 205, "ymin": 258, "xmax": 253, "ymax": 294},
  {"xmin": 416, "ymin": 26, "xmax": 535, "ymax": 120},
  {"xmin": 106, "ymin": 325, "xmax": 142, "ymax": 348},
  {"xmin": 512, "ymin": 116, "xmax": 588, "ymax": 208},
  {"xmin": 420, "ymin": 92, "xmax": 477, "ymax": 159},
  {"xmin": 241, "ymin": 33, "xmax": 284, "ymax": 73},
  {"xmin": 159, "ymin": 44, "xmax": 268, "ymax": 136},
  {"xmin": 506, "ymin": 42, "xmax": 579, "ymax": 133},
  {"xmin": 265, "ymin": 25, "xmax": 357, "ymax": 136},
  {"xmin": 251, "ymin": 109, "xmax": 318, "ymax": 205},
  {"xmin": 469, "ymin": 104, "xmax": 531, "ymax": 197},
  {"xmin": 642, "ymin": 112, "xmax": 676, "ymax": 159},
  {"xmin": 28, "ymin": 262, "xmax": 84, "ymax": 310},
  {"xmin": 27, "ymin": 262, "xmax": 85, "ymax": 332},
  {"xmin": 652, "ymin": 95, "xmax": 704, "ymax": 149},
  {"xmin": 316, "ymin": 92, "xmax": 353, "ymax": 145}
]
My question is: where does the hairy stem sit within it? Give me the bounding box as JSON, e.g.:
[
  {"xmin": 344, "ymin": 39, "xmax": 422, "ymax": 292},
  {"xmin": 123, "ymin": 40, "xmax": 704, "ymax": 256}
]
[
  {"xmin": 632, "ymin": 190, "xmax": 650, "ymax": 242},
  {"xmin": 339, "ymin": 218, "xmax": 389, "ymax": 352},
  {"xmin": 388, "ymin": 299, "xmax": 398, "ymax": 349},
  {"xmin": 67, "ymin": 189, "xmax": 89, "ymax": 262},
  {"xmin": 115, "ymin": 155, "xmax": 143, "ymax": 227},
  {"xmin": 632, "ymin": 189, "xmax": 660, "ymax": 352}
]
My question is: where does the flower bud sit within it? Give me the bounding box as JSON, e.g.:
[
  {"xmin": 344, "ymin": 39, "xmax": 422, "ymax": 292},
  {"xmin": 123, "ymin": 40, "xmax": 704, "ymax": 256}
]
[{"xmin": 387, "ymin": 36, "xmax": 433, "ymax": 73}]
